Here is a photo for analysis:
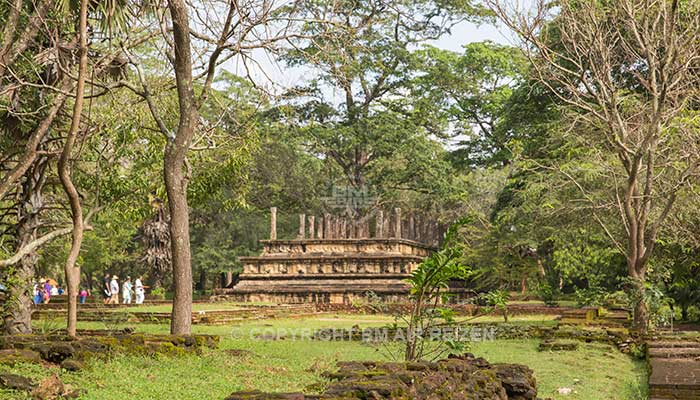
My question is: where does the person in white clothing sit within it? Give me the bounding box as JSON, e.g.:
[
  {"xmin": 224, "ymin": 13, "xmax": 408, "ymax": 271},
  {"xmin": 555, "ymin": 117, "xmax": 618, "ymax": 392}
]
[
  {"xmin": 134, "ymin": 276, "xmax": 145, "ymax": 305},
  {"xmin": 122, "ymin": 276, "xmax": 133, "ymax": 304},
  {"xmin": 109, "ymin": 275, "xmax": 119, "ymax": 304}
]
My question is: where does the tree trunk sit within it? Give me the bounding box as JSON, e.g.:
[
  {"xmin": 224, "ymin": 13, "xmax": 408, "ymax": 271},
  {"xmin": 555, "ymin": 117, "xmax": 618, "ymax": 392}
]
[
  {"xmin": 2, "ymin": 150, "xmax": 52, "ymax": 334},
  {"xmin": 164, "ymin": 151, "xmax": 193, "ymax": 335},
  {"xmin": 3, "ymin": 218, "xmax": 39, "ymax": 334},
  {"xmin": 58, "ymin": 0, "xmax": 88, "ymax": 338},
  {"xmin": 633, "ymin": 297, "xmax": 649, "ymax": 331},
  {"xmin": 629, "ymin": 256, "xmax": 649, "ymax": 332},
  {"xmin": 164, "ymin": 0, "xmax": 197, "ymax": 336},
  {"xmin": 520, "ymin": 273, "xmax": 528, "ymax": 294}
]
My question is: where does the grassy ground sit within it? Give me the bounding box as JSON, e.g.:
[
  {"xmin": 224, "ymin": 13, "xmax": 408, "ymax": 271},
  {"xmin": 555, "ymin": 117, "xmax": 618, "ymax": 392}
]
[{"xmin": 0, "ymin": 314, "xmax": 647, "ymax": 400}]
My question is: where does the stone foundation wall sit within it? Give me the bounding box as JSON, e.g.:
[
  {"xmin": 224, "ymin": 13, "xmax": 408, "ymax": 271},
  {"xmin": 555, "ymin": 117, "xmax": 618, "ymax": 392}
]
[
  {"xmin": 259, "ymin": 238, "xmax": 434, "ymax": 257},
  {"xmin": 218, "ymin": 291, "xmax": 412, "ymax": 304},
  {"xmin": 240, "ymin": 256, "xmax": 422, "ymax": 275}
]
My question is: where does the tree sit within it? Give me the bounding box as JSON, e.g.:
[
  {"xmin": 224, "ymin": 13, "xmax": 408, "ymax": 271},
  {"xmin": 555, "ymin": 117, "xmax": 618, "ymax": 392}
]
[
  {"xmin": 1, "ymin": 0, "xmax": 135, "ymax": 333},
  {"xmin": 412, "ymin": 42, "xmax": 526, "ymax": 168},
  {"xmin": 123, "ymin": 0, "xmax": 306, "ymax": 334},
  {"xmin": 58, "ymin": 0, "xmax": 89, "ymax": 337},
  {"xmin": 487, "ymin": 0, "xmax": 700, "ymax": 331},
  {"xmin": 280, "ymin": 0, "xmax": 488, "ymax": 190}
]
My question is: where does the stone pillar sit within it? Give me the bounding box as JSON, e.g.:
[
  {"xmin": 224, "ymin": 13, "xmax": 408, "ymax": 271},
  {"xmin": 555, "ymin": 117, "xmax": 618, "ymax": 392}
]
[
  {"xmin": 335, "ymin": 217, "xmax": 341, "ymax": 239},
  {"xmin": 220, "ymin": 272, "xmax": 233, "ymax": 288},
  {"xmin": 359, "ymin": 218, "xmax": 368, "ymax": 238},
  {"xmin": 394, "ymin": 208, "xmax": 402, "ymax": 239},
  {"xmin": 340, "ymin": 218, "xmax": 347, "ymax": 238},
  {"xmin": 417, "ymin": 216, "xmax": 424, "ymax": 243},
  {"xmin": 376, "ymin": 210, "xmax": 384, "ymax": 238},
  {"xmin": 324, "ymin": 213, "xmax": 331, "ymax": 239},
  {"xmin": 298, "ymin": 214, "xmax": 306, "ymax": 239},
  {"xmin": 308, "ymin": 215, "xmax": 315, "ymax": 239},
  {"xmin": 317, "ymin": 217, "xmax": 324, "ymax": 239},
  {"xmin": 408, "ymin": 214, "xmax": 415, "ymax": 241},
  {"xmin": 270, "ymin": 207, "xmax": 277, "ymax": 240}
]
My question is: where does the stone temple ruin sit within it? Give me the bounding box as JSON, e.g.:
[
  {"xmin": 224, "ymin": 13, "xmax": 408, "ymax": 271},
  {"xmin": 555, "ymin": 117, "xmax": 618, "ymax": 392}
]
[{"xmin": 214, "ymin": 208, "xmax": 453, "ymax": 304}]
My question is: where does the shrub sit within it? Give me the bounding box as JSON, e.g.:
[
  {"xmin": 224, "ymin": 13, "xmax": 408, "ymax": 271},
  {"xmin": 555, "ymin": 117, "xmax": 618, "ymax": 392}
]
[{"xmin": 538, "ymin": 283, "xmax": 559, "ymax": 307}]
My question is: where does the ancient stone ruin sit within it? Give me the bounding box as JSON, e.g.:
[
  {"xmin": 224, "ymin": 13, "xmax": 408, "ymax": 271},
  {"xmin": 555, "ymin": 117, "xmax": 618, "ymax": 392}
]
[
  {"xmin": 214, "ymin": 208, "xmax": 466, "ymax": 304},
  {"xmin": 226, "ymin": 354, "xmax": 539, "ymax": 399}
]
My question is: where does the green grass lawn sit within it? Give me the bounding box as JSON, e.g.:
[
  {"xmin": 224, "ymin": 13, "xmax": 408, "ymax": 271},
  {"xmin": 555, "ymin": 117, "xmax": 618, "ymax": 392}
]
[{"xmin": 0, "ymin": 315, "xmax": 647, "ymax": 400}]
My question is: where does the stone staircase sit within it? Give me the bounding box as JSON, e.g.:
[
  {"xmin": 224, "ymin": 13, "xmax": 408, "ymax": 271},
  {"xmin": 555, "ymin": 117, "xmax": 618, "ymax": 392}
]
[{"xmin": 648, "ymin": 340, "xmax": 700, "ymax": 400}]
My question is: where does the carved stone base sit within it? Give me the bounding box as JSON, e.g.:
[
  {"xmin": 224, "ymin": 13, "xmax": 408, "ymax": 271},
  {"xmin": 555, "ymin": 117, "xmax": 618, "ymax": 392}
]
[{"xmin": 215, "ymin": 238, "xmax": 437, "ymax": 304}]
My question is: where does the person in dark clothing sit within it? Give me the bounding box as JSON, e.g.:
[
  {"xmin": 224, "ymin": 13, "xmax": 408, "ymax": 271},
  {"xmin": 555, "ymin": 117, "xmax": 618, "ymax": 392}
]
[{"xmin": 103, "ymin": 273, "xmax": 111, "ymax": 304}]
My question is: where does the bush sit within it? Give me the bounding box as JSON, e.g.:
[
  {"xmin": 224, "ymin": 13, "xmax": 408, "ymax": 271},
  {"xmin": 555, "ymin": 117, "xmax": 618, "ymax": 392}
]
[
  {"xmin": 484, "ymin": 290, "xmax": 510, "ymax": 322},
  {"xmin": 575, "ymin": 286, "xmax": 607, "ymax": 307},
  {"xmin": 537, "ymin": 283, "xmax": 559, "ymax": 307},
  {"xmin": 149, "ymin": 287, "xmax": 166, "ymax": 300},
  {"xmin": 604, "ymin": 291, "xmax": 630, "ymax": 308}
]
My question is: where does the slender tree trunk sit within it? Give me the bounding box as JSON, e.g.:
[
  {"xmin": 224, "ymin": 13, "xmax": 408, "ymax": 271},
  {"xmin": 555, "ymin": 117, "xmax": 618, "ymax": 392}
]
[
  {"xmin": 58, "ymin": 0, "xmax": 88, "ymax": 338},
  {"xmin": 520, "ymin": 274, "xmax": 528, "ymax": 294},
  {"xmin": 166, "ymin": 0, "xmax": 197, "ymax": 335}
]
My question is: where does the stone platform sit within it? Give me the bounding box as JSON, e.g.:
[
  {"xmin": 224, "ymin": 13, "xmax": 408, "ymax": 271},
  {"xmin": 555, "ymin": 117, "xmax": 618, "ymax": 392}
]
[
  {"xmin": 214, "ymin": 238, "xmax": 447, "ymax": 304},
  {"xmin": 648, "ymin": 340, "xmax": 700, "ymax": 400}
]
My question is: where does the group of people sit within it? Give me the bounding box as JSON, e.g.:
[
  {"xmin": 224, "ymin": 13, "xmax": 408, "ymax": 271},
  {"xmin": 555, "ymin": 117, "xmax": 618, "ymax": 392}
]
[
  {"xmin": 32, "ymin": 278, "xmax": 89, "ymax": 304},
  {"xmin": 32, "ymin": 279, "xmax": 62, "ymax": 304},
  {"xmin": 103, "ymin": 274, "xmax": 146, "ymax": 305},
  {"xmin": 31, "ymin": 274, "xmax": 148, "ymax": 305}
]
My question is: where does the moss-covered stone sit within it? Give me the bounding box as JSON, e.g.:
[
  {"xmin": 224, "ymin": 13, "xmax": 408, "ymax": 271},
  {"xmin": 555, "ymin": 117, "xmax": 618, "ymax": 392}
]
[
  {"xmin": 0, "ymin": 349, "xmax": 42, "ymax": 365},
  {"xmin": 0, "ymin": 373, "xmax": 35, "ymax": 391},
  {"xmin": 229, "ymin": 354, "xmax": 537, "ymax": 400},
  {"xmin": 0, "ymin": 332, "xmax": 219, "ymax": 367},
  {"xmin": 538, "ymin": 340, "xmax": 579, "ymax": 352},
  {"xmin": 60, "ymin": 358, "xmax": 86, "ymax": 371}
]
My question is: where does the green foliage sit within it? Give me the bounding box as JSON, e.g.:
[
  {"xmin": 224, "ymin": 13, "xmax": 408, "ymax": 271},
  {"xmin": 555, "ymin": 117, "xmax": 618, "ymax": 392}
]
[
  {"xmin": 412, "ymin": 42, "xmax": 527, "ymax": 167},
  {"xmin": 538, "ymin": 283, "xmax": 559, "ymax": 307},
  {"xmin": 403, "ymin": 217, "xmax": 473, "ymax": 361},
  {"xmin": 149, "ymin": 287, "xmax": 166, "ymax": 300},
  {"xmin": 575, "ymin": 286, "xmax": 607, "ymax": 308},
  {"xmin": 484, "ymin": 289, "xmax": 510, "ymax": 322}
]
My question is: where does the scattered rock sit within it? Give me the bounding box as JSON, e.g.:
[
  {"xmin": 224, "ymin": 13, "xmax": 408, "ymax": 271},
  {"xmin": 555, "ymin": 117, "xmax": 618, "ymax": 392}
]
[
  {"xmin": 496, "ymin": 363, "xmax": 538, "ymax": 399},
  {"xmin": 60, "ymin": 358, "xmax": 86, "ymax": 371},
  {"xmin": 0, "ymin": 373, "xmax": 35, "ymax": 391},
  {"xmin": 40, "ymin": 343, "xmax": 75, "ymax": 363},
  {"xmin": 0, "ymin": 348, "xmax": 42, "ymax": 365},
  {"xmin": 31, "ymin": 374, "xmax": 63, "ymax": 400},
  {"xmin": 538, "ymin": 340, "xmax": 579, "ymax": 352},
  {"xmin": 224, "ymin": 349, "xmax": 255, "ymax": 358},
  {"xmin": 557, "ymin": 387, "xmax": 573, "ymax": 395},
  {"xmin": 225, "ymin": 391, "xmax": 305, "ymax": 400}
]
